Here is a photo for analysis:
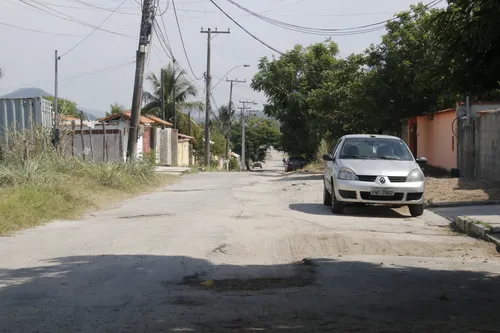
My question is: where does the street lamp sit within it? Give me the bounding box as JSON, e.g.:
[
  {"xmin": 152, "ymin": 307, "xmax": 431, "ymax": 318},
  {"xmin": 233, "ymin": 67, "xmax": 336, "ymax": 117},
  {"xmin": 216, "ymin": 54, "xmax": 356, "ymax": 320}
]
[{"xmin": 212, "ymin": 64, "xmax": 250, "ymax": 90}]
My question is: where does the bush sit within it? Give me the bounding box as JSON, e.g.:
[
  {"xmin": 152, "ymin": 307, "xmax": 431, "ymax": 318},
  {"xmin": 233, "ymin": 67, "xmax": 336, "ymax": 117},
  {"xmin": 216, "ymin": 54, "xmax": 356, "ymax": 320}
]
[{"xmin": 228, "ymin": 157, "xmax": 239, "ymax": 171}]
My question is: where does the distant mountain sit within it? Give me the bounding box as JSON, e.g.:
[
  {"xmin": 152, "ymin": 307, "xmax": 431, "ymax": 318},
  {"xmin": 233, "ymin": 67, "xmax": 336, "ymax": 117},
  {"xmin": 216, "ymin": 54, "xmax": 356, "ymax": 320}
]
[
  {"xmin": 0, "ymin": 87, "xmax": 104, "ymax": 120},
  {"xmin": 0, "ymin": 87, "xmax": 52, "ymax": 99}
]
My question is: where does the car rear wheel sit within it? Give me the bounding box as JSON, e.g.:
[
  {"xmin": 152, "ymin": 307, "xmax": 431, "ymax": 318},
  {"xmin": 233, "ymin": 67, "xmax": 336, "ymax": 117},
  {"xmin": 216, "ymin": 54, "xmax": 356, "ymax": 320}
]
[
  {"xmin": 323, "ymin": 186, "xmax": 331, "ymax": 206},
  {"xmin": 409, "ymin": 204, "xmax": 424, "ymax": 217},
  {"xmin": 330, "ymin": 186, "xmax": 345, "ymax": 214}
]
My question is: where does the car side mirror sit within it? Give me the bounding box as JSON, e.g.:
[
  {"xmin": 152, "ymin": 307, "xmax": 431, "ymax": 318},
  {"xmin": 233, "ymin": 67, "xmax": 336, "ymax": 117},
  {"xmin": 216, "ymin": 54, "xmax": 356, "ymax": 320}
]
[
  {"xmin": 416, "ymin": 157, "xmax": 428, "ymax": 166},
  {"xmin": 322, "ymin": 154, "xmax": 333, "ymax": 161}
]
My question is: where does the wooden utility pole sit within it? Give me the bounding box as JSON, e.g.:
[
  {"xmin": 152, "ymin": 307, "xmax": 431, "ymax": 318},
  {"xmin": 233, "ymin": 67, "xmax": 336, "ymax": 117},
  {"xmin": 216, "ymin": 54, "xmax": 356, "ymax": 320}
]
[
  {"xmin": 127, "ymin": 0, "xmax": 155, "ymax": 160},
  {"xmin": 225, "ymin": 78, "xmax": 245, "ymax": 160},
  {"xmin": 200, "ymin": 27, "xmax": 230, "ymax": 166}
]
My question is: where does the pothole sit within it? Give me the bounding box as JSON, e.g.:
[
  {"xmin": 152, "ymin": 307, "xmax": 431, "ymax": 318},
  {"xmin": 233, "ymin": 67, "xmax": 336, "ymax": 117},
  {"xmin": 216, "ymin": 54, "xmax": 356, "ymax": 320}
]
[{"xmin": 181, "ymin": 258, "xmax": 316, "ymax": 292}]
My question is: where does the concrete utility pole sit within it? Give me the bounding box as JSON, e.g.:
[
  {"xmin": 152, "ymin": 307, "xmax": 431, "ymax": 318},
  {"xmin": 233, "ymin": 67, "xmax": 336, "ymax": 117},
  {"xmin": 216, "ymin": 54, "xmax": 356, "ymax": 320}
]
[
  {"xmin": 225, "ymin": 78, "xmax": 246, "ymax": 160},
  {"xmin": 201, "ymin": 27, "xmax": 230, "ymax": 167},
  {"xmin": 53, "ymin": 50, "xmax": 60, "ymax": 149},
  {"xmin": 239, "ymin": 100, "xmax": 257, "ymax": 171},
  {"xmin": 160, "ymin": 68, "xmax": 165, "ymax": 126},
  {"xmin": 127, "ymin": 0, "xmax": 155, "ymax": 160},
  {"xmin": 172, "ymin": 58, "xmax": 177, "ymax": 129}
]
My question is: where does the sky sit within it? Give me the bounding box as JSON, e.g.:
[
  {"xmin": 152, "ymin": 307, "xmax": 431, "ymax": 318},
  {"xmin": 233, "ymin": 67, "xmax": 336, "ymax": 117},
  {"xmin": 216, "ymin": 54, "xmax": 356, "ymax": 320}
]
[{"xmin": 0, "ymin": 0, "xmax": 437, "ymax": 117}]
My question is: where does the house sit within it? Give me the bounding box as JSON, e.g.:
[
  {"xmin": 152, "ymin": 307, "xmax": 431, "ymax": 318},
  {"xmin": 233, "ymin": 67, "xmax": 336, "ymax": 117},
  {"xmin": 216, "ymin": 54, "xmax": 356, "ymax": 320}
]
[
  {"xmin": 177, "ymin": 133, "xmax": 195, "ymax": 166},
  {"xmin": 405, "ymin": 108, "xmax": 457, "ymax": 171},
  {"xmin": 402, "ymin": 100, "xmax": 500, "ymax": 173}
]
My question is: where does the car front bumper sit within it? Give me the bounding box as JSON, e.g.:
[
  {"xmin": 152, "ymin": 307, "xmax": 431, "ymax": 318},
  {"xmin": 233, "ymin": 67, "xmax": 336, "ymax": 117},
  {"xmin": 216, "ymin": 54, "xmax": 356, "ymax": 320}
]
[{"xmin": 333, "ymin": 179, "xmax": 425, "ymax": 205}]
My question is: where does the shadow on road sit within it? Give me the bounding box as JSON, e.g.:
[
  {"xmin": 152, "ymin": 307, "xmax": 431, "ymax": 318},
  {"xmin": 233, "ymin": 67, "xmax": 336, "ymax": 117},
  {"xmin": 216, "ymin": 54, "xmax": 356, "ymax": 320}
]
[
  {"xmin": 289, "ymin": 203, "xmax": 408, "ymax": 218},
  {"xmin": 276, "ymin": 174, "xmax": 323, "ymax": 182},
  {"xmin": 0, "ymin": 254, "xmax": 499, "ymax": 332}
]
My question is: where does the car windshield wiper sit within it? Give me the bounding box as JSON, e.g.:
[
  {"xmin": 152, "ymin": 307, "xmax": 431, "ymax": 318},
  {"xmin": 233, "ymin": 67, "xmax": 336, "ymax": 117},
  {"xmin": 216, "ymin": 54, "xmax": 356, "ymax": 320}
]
[
  {"xmin": 379, "ymin": 156, "xmax": 401, "ymax": 160},
  {"xmin": 341, "ymin": 155, "xmax": 373, "ymax": 159}
]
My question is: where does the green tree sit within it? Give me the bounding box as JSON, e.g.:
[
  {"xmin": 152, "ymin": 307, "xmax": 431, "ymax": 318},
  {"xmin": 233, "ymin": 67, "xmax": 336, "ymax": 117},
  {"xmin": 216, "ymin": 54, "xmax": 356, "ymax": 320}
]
[
  {"xmin": 252, "ymin": 42, "xmax": 342, "ymax": 158},
  {"xmin": 44, "ymin": 96, "xmax": 79, "ymax": 117},
  {"xmin": 438, "ymin": 0, "xmax": 500, "ymax": 97},
  {"xmin": 362, "ymin": 3, "xmax": 455, "ymax": 133},
  {"xmin": 107, "ymin": 102, "xmax": 125, "ymax": 116},
  {"xmin": 230, "ymin": 117, "xmax": 281, "ymax": 170}
]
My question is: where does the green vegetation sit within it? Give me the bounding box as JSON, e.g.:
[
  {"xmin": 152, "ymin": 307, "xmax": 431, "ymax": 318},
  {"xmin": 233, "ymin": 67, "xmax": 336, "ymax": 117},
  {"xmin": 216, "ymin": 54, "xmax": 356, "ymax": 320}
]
[
  {"xmin": 44, "ymin": 96, "xmax": 79, "ymax": 117},
  {"xmin": 251, "ymin": 1, "xmax": 500, "ymax": 159},
  {"xmin": 230, "ymin": 117, "xmax": 281, "ymax": 170},
  {"xmin": 0, "ymin": 128, "xmax": 167, "ymax": 235}
]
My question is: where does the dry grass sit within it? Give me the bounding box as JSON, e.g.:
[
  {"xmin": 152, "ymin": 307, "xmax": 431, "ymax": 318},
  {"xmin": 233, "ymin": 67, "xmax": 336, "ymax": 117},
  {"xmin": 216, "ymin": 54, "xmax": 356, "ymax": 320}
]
[
  {"xmin": 425, "ymin": 177, "xmax": 500, "ymax": 203},
  {"xmin": 0, "ymin": 128, "xmax": 173, "ymax": 236}
]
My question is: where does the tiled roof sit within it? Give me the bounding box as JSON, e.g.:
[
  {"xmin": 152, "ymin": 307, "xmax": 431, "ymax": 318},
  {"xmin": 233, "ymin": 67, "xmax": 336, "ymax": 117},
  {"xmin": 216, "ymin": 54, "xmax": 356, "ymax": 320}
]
[
  {"xmin": 98, "ymin": 111, "xmax": 155, "ymax": 125},
  {"xmin": 144, "ymin": 114, "xmax": 173, "ymax": 127}
]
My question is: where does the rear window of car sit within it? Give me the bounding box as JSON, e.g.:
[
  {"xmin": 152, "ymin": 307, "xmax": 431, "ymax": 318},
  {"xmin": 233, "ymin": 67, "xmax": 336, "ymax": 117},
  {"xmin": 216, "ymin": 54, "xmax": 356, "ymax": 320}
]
[{"xmin": 288, "ymin": 157, "xmax": 305, "ymax": 162}]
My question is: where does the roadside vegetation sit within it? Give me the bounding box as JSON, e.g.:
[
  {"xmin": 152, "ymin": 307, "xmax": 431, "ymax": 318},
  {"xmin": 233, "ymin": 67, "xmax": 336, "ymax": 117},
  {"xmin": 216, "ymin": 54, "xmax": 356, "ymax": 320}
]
[
  {"xmin": 251, "ymin": 1, "xmax": 500, "ymax": 160},
  {"xmin": 0, "ymin": 128, "xmax": 166, "ymax": 235}
]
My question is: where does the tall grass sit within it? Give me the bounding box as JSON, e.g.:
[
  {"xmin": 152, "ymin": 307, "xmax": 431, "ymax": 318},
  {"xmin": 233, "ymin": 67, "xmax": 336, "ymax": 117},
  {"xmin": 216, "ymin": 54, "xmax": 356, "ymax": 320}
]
[{"xmin": 0, "ymin": 128, "xmax": 164, "ymax": 235}]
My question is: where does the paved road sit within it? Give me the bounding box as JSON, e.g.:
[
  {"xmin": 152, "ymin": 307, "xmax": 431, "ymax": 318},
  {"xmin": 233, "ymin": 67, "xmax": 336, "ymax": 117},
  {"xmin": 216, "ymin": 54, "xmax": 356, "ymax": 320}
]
[{"xmin": 1, "ymin": 151, "xmax": 499, "ymax": 332}]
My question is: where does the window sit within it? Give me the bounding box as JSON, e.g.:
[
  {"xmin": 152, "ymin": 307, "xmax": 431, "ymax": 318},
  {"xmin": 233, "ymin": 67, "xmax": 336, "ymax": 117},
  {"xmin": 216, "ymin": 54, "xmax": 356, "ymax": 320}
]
[{"xmin": 339, "ymin": 137, "xmax": 414, "ymax": 161}]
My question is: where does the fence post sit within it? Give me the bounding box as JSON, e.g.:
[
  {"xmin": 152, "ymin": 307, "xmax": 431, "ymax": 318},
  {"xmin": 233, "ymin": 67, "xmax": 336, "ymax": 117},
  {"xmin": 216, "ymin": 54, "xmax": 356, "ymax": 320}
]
[
  {"xmin": 79, "ymin": 113, "xmax": 85, "ymax": 161},
  {"xmin": 103, "ymin": 122, "xmax": 108, "ymax": 162},
  {"xmin": 88, "ymin": 126, "xmax": 94, "ymax": 161},
  {"xmin": 71, "ymin": 121, "xmax": 75, "ymax": 157}
]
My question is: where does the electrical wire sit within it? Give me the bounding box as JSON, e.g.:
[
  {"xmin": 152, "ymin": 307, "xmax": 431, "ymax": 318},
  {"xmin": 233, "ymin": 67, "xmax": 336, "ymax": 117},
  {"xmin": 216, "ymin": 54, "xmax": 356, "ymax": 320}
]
[
  {"xmin": 61, "ymin": 0, "xmax": 128, "ymax": 57},
  {"xmin": 224, "ymin": 0, "xmax": 443, "ymax": 36},
  {"xmin": 18, "ymin": 0, "xmax": 134, "ymax": 38},
  {"xmin": 172, "ymin": 0, "xmax": 202, "ymax": 80},
  {"xmin": 208, "ymin": 0, "xmax": 283, "ymax": 55},
  {"xmin": 0, "ymin": 60, "xmax": 135, "ymax": 92},
  {"xmin": 0, "ymin": 20, "xmax": 89, "ymax": 36}
]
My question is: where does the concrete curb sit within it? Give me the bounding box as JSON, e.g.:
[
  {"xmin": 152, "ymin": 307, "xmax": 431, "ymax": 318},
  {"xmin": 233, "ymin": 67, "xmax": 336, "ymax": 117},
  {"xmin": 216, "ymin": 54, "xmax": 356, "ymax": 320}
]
[
  {"xmin": 425, "ymin": 200, "xmax": 500, "ymax": 209},
  {"xmin": 454, "ymin": 216, "xmax": 500, "ymax": 249}
]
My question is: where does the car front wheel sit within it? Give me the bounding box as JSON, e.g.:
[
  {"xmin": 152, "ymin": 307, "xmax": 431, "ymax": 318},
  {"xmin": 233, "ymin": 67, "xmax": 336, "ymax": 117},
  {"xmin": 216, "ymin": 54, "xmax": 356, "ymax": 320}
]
[
  {"xmin": 323, "ymin": 186, "xmax": 331, "ymax": 206},
  {"xmin": 330, "ymin": 186, "xmax": 345, "ymax": 214},
  {"xmin": 409, "ymin": 204, "xmax": 424, "ymax": 217}
]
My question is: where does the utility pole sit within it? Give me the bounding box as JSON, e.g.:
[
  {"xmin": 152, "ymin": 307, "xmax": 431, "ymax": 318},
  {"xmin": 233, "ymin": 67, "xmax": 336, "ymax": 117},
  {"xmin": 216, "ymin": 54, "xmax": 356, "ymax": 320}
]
[
  {"xmin": 160, "ymin": 68, "xmax": 165, "ymax": 127},
  {"xmin": 127, "ymin": 0, "xmax": 155, "ymax": 160},
  {"xmin": 225, "ymin": 78, "xmax": 246, "ymax": 160},
  {"xmin": 53, "ymin": 50, "xmax": 60, "ymax": 149},
  {"xmin": 238, "ymin": 100, "xmax": 256, "ymax": 171},
  {"xmin": 201, "ymin": 27, "xmax": 230, "ymax": 167},
  {"xmin": 172, "ymin": 58, "xmax": 177, "ymax": 129}
]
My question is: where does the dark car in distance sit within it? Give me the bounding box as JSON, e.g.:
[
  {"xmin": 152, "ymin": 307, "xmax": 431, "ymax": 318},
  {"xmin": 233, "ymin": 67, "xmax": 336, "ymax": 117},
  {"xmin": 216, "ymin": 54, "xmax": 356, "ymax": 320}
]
[{"xmin": 285, "ymin": 156, "xmax": 306, "ymax": 172}]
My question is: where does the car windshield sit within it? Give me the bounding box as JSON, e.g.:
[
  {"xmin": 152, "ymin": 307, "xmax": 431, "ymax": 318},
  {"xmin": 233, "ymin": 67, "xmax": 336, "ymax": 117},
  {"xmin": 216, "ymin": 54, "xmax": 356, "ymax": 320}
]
[{"xmin": 339, "ymin": 137, "xmax": 413, "ymax": 161}]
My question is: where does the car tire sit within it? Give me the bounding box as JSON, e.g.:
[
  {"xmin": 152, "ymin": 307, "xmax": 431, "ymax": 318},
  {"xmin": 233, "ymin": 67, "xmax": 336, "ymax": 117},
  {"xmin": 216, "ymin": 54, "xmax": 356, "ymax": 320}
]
[
  {"xmin": 330, "ymin": 186, "xmax": 345, "ymax": 214},
  {"xmin": 323, "ymin": 186, "xmax": 331, "ymax": 206},
  {"xmin": 409, "ymin": 204, "xmax": 424, "ymax": 217}
]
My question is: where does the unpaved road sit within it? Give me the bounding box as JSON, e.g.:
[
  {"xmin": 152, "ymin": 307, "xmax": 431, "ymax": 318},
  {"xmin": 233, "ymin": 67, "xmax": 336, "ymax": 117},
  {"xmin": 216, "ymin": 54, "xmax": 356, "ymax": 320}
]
[{"xmin": 1, "ymin": 151, "xmax": 499, "ymax": 332}]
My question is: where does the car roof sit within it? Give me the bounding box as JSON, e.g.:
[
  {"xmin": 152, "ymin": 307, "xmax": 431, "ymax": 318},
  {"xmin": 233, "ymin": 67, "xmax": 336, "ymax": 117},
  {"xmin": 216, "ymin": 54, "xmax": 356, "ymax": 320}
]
[{"xmin": 342, "ymin": 134, "xmax": 402, "ymax": 140}]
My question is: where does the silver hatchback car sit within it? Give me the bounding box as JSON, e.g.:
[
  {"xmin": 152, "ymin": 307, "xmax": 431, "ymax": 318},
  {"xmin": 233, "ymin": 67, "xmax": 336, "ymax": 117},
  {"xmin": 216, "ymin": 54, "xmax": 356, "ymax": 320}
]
[{"xmin": 323, "ymin": 134, "xmax": 428, "ymax": 217}]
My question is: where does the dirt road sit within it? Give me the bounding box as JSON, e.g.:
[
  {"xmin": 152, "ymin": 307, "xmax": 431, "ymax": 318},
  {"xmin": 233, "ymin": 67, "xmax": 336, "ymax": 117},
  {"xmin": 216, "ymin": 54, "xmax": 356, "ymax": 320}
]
[{"xmin": 1, "ymin": 151, "xmax": 499, "ymax": 332}]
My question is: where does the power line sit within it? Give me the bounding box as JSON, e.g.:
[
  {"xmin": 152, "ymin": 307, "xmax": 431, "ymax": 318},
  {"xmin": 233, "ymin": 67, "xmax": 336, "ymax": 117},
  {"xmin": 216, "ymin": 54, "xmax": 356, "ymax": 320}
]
[
  {"xmin": 18, "ymin": 0, "xmax": 134, "ymax": 38},
  {"xmin": 223, "ymin": 0, "xmax": 443, "ymax": 36},
  {"xmin": 172, "ymin": 0, "xmax": 202, "ymax": 80},
  {"xmin": 61, "ymin": 0, "xmax": 128, "ymax": 57},
  {"xmin": 0, "ymin": 20, "xmax": 89, "ymax": 36},
  {"xmin": 0, "ymin": 60, "xmax": 135, "ymax": 92},
  {"xmin": 208, "ymin": 0, "xmax": 284, "ymax": 55}
]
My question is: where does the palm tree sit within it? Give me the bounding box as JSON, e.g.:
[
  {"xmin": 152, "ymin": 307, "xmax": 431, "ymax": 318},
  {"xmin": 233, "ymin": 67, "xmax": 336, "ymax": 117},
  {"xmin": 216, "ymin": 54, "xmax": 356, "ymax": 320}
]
[
  {"xmin": 142, "ymin": 62, "xmax": 202, "ymax": 135},
  {"xmin": 217, "ymin": 103, "xmax": 236, "ymax": 158},
  {"xmin": 107, "ymin": 102, "xmax": 125, "ymax": 116}
]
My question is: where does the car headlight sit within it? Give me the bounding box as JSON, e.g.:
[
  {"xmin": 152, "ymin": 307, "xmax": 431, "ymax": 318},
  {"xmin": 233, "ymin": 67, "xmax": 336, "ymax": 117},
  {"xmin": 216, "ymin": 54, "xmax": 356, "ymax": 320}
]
[
  {"xmin": 407, "ymin": 168, "xmax": 424, "ymax": 182},
  {"xmin": 337, "ymin": 167, "xmax": 359, "ymax": 180}
]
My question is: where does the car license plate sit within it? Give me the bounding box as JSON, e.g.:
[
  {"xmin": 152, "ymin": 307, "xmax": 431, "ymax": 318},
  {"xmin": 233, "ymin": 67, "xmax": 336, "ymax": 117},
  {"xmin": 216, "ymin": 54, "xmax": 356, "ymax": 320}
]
[{"xmin": 371, "ymin": 189, "xmax": 394, "ymax": 196}]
